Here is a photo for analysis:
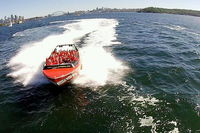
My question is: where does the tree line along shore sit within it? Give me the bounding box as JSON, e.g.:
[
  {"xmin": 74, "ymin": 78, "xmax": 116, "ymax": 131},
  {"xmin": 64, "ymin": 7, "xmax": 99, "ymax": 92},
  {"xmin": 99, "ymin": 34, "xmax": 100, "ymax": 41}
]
[{"xmin": 138, "ymin": 7, "xmax": 200, "ymax": 17}]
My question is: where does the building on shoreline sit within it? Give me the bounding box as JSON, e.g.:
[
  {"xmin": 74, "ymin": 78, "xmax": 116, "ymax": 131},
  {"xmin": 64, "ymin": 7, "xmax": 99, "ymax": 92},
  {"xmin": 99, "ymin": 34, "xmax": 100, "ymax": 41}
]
[{"xmin": 0, "ymin": 15, "xmax": 25, "ymax": 27}]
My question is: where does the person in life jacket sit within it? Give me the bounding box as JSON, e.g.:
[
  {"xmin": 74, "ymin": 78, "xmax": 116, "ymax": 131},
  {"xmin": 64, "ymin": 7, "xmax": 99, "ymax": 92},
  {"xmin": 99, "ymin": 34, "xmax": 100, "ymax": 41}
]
[{"xmin": 46, "ymin": 58, "xmax": 50, "ymax": 65}]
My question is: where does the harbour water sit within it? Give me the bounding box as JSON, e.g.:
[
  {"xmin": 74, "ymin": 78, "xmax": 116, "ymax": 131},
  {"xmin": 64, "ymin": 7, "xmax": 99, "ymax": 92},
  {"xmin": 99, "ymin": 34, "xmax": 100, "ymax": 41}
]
[{"xmin": 0, "ymin": 12, "xmax": 200, "ymax": 132}]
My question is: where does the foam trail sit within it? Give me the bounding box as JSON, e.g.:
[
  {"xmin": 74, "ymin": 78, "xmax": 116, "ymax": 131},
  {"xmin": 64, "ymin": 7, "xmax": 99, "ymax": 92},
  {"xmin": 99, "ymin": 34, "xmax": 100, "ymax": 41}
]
[
  {"xmin": 163, "ymin": 25, "xmax": 186, "ymax": 31},
  {"xmin": 8, "ymin": 19, "xmax": 128, "ymax": 87},
  {"xmin": 49, "ymin": 21, "xmax": 65, "ymax": 24},
  {"xmin": 74, "ymin": 21, "xmax": 128, "ymax": 87}
]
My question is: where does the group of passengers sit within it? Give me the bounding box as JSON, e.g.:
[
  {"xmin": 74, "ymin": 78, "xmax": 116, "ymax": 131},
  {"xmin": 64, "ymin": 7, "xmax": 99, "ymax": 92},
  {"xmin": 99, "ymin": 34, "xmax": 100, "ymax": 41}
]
[{"xmin": 46, "ymin": 49, "xmax": 79, "ymax": 66}]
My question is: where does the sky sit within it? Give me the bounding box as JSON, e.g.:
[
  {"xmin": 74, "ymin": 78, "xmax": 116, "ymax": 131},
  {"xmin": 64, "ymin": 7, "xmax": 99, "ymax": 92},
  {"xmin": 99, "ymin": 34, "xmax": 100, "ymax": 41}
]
[{"xmin": 1, "ymin": 0, "xmax": 200, "ymax": 19}]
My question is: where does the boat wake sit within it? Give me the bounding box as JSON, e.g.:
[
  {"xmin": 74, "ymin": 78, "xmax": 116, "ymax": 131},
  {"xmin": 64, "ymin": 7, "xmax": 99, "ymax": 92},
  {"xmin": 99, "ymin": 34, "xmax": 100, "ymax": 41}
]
[
  {"xmin": 163, "ymin": 25, "xmax": 187, "ymax": 31},
  {"xmin": 7, "ymin": 19, "xmax": 128, "ymax": 87}
]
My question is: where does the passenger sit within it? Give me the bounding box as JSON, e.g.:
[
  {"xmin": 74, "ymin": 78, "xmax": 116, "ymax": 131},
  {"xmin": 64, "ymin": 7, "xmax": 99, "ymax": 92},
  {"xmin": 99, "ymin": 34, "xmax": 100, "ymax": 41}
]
[
  {"xmin": 66, "ymin": 51, "xmax": 69, "ymax": 57},
  {"xmin": 69, "ymin": 54, "xmax": 72, "ymax": 61},
  {"xmin": 52, "ymin": 57, "xmax": 56, "ymax": 65},
  {"xmin": 59, "ymin": 57, "xmax": 63, "ymax": 64},
  {"xmin": 63, "ymin": 58, "xmax": 67, "ymax": 63},
  {"xmin": 49, "ymin": 56, "xmax": 53, "ymax": 64},
  {"xmin": 61, "ymin": 55, "xmax": 65, "ymax": 62},
  {"xmin": 61, "ymin": 51, "xmax": 64, "ymax": 56},
  {"xmin": 56, "ymin": 56, "xmax": 59, "ymax": 64},
  {"xmin": 52, "ymin": 54, "xmax": 56, "ymax": 65},
  {"xmin": 70, "ymin": 50, "xmax": 73, "ymax": 55},
  {"xmin": 46, "ymin": 58, "xmax": 50, "ymax": 65},
  {"xmin": 74, "ymin": 51, "xmax": 78, "ymax": 58},
  {"xmin": 68, "ymin": 58, "xmax": 71, "ymax": 63},
  {"xmin": 48, "ymin": 59, "xmax": 53, "ymax": 65}
]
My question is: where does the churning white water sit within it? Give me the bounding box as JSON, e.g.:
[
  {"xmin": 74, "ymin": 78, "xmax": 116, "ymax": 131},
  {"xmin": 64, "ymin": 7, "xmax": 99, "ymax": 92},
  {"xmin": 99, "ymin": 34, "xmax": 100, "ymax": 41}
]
[{"xmin": 7, "ymin": 19, "xmax": 128, "ymax": 87}]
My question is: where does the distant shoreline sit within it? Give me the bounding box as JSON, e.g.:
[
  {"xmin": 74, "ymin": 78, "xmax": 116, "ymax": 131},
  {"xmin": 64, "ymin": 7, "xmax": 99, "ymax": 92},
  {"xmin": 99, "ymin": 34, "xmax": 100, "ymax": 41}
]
[
  {"xmin": 28, "ymin": 7, "xmax": 200, "ymax": 20},
  {"xmin": 1, "ymin": 7, "xmax": 200, "ymax": 27}
]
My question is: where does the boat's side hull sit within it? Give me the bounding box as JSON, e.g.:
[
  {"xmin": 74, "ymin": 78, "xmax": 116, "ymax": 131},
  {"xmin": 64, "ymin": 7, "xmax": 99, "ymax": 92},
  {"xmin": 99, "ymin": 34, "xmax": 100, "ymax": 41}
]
[{"xmin": 50, "ymin": 70, "xmax": 79, "ymax": 86}]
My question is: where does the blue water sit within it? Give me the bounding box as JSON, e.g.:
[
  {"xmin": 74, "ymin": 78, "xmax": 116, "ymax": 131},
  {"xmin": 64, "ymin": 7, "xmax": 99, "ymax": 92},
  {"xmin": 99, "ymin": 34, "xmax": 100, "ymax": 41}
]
[{"xmin": 0, "ymin": 12, "xmax": 200, "ymax": 132}]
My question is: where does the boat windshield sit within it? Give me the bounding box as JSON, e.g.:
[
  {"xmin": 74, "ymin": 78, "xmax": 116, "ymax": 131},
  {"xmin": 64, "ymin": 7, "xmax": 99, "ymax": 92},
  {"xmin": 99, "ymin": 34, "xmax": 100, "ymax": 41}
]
[{"xmin": 43, "ymin": 63, "xmax": 73, "ymax": 70}]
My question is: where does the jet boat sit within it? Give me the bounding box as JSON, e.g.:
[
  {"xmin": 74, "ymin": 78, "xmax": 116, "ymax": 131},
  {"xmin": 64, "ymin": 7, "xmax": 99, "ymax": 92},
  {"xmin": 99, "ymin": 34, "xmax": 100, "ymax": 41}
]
[{"xmin": 43, "ymin": 44, "xmax": 81, "ymax": 86}]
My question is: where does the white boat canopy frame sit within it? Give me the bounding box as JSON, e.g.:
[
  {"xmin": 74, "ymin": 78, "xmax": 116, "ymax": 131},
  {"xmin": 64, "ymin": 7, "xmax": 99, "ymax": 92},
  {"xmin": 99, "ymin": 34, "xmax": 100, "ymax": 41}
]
[{"xmin": 55, "ymin": 44, "xmax": 78, "ymax": 52}]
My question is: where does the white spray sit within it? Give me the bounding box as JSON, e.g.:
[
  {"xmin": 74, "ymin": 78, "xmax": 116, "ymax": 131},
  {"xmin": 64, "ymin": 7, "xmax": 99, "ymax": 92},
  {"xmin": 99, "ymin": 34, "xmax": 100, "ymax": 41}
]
[{"xmin": 7, "ymin": 19, "xmax": 128, "ymax": 87}]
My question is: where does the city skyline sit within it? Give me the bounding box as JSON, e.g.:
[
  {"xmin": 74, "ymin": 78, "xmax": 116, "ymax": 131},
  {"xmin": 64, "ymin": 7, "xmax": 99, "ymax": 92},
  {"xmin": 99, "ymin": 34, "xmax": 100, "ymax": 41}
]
[
  {"xmin": 1, "ymin": 0, "xmax": 200, "ymax": 18},
  {"xmin": 0, "ymin": 14, "xmax": 25, "ymax": 26}
]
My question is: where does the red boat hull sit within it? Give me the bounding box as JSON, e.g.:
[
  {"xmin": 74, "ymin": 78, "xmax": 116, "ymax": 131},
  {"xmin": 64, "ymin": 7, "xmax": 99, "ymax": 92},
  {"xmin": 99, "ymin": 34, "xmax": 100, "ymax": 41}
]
[{"xmin": 43, "ymin": 62, "xmax": 81, "ymax": 86}]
